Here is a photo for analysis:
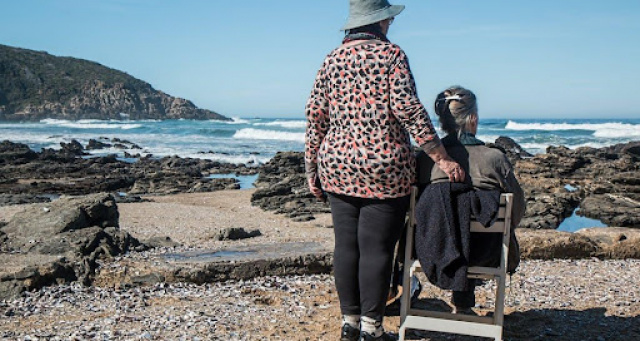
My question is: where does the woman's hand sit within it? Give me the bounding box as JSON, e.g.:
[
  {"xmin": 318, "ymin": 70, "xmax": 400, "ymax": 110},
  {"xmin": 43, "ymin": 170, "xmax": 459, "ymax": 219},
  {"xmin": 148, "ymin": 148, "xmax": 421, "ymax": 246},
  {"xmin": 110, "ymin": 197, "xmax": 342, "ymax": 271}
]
[
  {"xmin": 425, "ymin": 143, "xmax": 467, "ymax": 182},
  {"xmin": 437, "ymin": 158, "xmax": 466, "ymax": 183},
  {"xmin": 306, "ymin": 172, "xmax": 326, "ymax": 202},
  {"xmin": 305, "ymin": 161, "xmax": 326, "ymax": 202}
]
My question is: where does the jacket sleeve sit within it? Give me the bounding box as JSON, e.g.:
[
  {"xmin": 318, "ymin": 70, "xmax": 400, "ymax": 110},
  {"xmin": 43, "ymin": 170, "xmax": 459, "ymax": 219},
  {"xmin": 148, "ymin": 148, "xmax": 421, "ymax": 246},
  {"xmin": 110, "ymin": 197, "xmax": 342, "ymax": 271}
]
[
  {"xmin": 304, "ymin": 61, "xmax": 330, "ymax": 166},
  {"xmin": 389, "ymin": 49, "xmax": 441, "ymax": 151},
  {"xmin": 502, "ymin": 161, "xmax": 526, "ymax": 228}
]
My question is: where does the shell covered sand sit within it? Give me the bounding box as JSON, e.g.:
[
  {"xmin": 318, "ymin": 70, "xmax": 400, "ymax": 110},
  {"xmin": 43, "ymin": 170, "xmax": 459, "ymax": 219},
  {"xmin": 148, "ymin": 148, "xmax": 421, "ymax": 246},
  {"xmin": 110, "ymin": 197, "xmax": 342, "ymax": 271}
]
[{"xmin": 1, "ymin": 190, "xmax": 639, "ymax": 340}]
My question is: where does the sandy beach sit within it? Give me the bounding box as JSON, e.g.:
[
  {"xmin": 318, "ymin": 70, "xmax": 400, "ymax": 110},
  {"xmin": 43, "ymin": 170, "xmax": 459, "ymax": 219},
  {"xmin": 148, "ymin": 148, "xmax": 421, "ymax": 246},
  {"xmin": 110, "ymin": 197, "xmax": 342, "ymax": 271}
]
[{"xmin": 1, "ymin": 189, "xmax": 639, "ymax": 340}]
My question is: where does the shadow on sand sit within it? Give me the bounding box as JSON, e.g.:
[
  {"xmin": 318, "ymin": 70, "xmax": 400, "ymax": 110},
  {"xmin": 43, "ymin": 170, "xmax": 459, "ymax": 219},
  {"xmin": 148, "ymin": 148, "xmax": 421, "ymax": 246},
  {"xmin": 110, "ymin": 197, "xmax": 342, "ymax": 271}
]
[{"xmin": 388, "ymin": 298, "xmax": 640, "ymax": 341}]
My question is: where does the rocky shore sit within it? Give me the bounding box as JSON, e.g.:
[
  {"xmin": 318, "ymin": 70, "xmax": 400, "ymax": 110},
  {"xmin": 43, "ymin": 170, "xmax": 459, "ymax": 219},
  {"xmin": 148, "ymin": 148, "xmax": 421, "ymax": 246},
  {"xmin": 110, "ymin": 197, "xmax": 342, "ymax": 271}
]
[
  {"xmin": 1, "ymin": 137, "xmax": 639, "ymax": 339},
  {"xmin": 0, "ymin": 139, "xmax": 257, "ymax": 206}
]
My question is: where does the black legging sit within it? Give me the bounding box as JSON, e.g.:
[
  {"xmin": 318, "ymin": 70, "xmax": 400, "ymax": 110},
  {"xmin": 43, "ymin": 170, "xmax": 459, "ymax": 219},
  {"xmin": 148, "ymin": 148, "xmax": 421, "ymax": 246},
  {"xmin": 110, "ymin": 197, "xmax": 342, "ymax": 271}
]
[{"xmin": 328, "ymin": 192, "xmax": 410, "ymax": 321}]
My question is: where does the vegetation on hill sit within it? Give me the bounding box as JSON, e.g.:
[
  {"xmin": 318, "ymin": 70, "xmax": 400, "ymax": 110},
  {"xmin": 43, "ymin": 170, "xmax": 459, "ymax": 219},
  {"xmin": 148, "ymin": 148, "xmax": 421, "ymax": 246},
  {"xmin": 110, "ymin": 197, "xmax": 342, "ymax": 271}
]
[{"xmin": 0, "ymin": 44, "xmax": 229, "ymax": 121}]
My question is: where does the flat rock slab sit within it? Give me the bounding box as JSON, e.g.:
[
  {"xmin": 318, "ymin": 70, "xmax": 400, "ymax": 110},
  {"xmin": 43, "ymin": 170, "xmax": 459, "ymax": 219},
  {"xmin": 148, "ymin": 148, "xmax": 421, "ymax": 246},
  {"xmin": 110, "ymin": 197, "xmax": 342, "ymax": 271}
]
[
  {"xmin": 518, "ymin": 227, "xmax": 640, "ymax": 260},
  {"xmin": 95, "ymin": 242, "xmax": 333, "ymax": 287},
  {"xmin": 163, "ymin": 242, "xmax": 326, "ymax": 263}
]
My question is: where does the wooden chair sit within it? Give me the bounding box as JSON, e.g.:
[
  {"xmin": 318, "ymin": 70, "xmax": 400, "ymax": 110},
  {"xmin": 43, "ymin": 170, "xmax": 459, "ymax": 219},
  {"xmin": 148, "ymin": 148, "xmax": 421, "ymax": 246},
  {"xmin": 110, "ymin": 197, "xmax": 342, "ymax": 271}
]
[{"xmin": 399, "ymin": 186, "xmax": 514, "ymax": 341}]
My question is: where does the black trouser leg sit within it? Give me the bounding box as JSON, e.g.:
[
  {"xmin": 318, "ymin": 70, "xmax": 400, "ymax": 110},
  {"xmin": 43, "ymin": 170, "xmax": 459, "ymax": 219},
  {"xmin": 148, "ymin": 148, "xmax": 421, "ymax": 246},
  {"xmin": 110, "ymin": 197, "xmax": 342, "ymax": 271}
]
[
  {"xmin": 452, "ymin": 287, "xmax": 476, "ymax": 308},
  {"xmin": 329, "ymin": 193, "xmax": 409, "ymax": 320}
]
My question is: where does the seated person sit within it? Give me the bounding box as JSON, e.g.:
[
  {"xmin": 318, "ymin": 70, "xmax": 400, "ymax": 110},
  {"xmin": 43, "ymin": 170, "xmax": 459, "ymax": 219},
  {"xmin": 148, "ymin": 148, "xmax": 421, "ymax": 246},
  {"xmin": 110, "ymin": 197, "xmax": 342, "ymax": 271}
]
[{"xmin": 416, "ymin": 86, "xmax": 526, "ymax": 313}]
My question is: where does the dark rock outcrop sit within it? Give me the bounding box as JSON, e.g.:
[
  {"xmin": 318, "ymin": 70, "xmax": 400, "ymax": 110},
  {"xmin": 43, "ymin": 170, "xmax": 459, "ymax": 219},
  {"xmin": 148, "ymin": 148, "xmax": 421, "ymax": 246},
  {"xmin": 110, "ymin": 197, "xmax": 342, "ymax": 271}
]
[
  {"xmin": 579, "ymin": 194, "xmax": 640, "ymax": 228},
  {"xmin": 0, "ymin": 141, "xmax": 255, "ymax": 202},
  {"xmin": 216, "ymin": 227, "xmax": 262, "ymax": 241},
  {"xmin": 0, "ymin": 140, "xmax": 38, "ymax": 164},
  {"xmin": 251, "ymin": 152, "xmax": 330, "ymax": 219},
  {"xmin": 0, "ymin": 193, "xmax": 142, "ymax": 299},
  {"xmin": 59, "ymin": 139, "xmax": 86, "ymax": 156},
  {"xmin": 247, "ymin": 140, "xmax": 639, "ymax": 229},
  {"xmin": 515, "ymin": 140, "xmax": 640, "ymax": 229},
  {"xmin": 490, "ymin": 136, "xmax": 533, "ymax": 164},
  {"xmin": 0, "ymin": 44, "xmax": 230, "ymax": 121}
]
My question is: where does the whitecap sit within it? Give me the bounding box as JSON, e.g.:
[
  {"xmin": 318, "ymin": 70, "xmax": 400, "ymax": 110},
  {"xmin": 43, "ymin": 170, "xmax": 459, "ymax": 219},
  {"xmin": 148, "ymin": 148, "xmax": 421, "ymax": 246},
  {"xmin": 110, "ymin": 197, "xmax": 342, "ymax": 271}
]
[
  {"xmin": 232, "ymin": 128, "xmax": 305, "ymax": 142},
  {"xmin": 38, "ymin": 118, "xmax": 142, "ymax": 130},
  {"xmin": 593, "ymin": 126, "xmax": 640, "ymax": 138},
  {"xmin": 254, "ymin": 120, "xmax": 306, "ymax": 129},
  {"xmin": 222, "ymin": 117, "xmax": 250, "ymax": 124},
  {"xmin": 505, "ymin": 120, "xmax": 638, "ymax": 133},
  {"xmin": 40, "ymin": 118, "xmax": 70, "ymax": 125}
]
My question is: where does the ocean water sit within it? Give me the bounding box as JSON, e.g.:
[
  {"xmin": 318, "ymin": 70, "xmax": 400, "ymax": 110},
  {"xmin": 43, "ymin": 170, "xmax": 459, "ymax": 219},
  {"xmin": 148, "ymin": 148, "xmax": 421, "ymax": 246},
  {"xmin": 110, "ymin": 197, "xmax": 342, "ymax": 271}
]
[{"xmin": 1, "ymin": 117, "xmax": 639, "ymax": 166}]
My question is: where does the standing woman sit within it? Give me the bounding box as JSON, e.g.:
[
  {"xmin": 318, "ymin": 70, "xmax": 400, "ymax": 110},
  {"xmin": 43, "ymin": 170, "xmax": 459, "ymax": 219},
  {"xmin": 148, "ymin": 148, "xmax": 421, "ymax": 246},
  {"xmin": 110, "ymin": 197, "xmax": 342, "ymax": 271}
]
[{"xmin": 305, "ymin": 1, "xmax": 465, "ymax": 340}]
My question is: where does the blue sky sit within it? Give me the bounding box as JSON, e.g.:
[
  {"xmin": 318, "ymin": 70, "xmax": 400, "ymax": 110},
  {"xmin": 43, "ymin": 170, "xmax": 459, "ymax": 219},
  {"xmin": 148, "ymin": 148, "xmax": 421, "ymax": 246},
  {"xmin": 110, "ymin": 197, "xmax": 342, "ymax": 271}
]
[{"xmin": 2, "ymin": 0, "xmax": 639, "ymax": 119}]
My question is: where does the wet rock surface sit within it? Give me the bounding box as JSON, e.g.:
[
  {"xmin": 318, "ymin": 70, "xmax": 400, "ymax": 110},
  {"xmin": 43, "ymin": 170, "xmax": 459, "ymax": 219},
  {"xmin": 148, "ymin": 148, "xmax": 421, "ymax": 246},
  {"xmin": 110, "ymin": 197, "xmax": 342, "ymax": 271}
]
[
  {"xmin": 579, "ymin": 194, "xmax": 640, "ymax": 227},
  {"xmin": 511, "ymin": 140, "xmax": 640, "ymax": 229},
  {"xmin": 0, "ymin": 140, "xmax": 257, "ymax": 204}
]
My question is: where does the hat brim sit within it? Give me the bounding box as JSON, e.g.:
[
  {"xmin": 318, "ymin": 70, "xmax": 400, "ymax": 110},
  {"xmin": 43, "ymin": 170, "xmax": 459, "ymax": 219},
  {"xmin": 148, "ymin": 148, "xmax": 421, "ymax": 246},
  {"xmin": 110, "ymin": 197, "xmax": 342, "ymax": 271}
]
[{"xmin": 341, "ymin": 5, "xmax": 405, "ymax": 31}]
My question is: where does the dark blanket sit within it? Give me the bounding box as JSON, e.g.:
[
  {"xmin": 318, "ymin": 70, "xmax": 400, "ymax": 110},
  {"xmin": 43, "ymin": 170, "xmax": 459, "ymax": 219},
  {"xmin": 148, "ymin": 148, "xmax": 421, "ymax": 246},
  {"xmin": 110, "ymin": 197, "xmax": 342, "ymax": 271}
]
[{"xmin": 415, "ymin": 182, "xmax": 501, "ymax": 291}]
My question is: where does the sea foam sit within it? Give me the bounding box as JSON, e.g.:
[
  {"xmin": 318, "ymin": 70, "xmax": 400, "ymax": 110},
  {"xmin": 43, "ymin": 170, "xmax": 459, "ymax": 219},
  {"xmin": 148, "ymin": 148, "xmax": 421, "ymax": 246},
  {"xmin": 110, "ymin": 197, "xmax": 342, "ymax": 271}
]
[
  {"xmin": 506, "ymin": 120, "xmax": 637, "ymax": 131},
  {"xmin": 233, "ymin": 128, "xmax": 305, "ymax": 142},
  {"xmin": 41, "ymin": 119, "xmax": 142, "ymax": 130},
  {"xmin": 254, "ymin": 120, "xmax": 306, "ymax": 129},
  {"xmin": 218, "ymin": 117, "xmax": 254, "ymax": 125}
]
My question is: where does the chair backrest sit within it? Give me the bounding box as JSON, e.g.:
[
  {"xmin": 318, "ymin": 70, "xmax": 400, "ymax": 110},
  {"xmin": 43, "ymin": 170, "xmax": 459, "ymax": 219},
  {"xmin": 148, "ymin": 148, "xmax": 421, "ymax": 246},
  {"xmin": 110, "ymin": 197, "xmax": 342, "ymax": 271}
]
[{"xmin": 470, "ymin": 193, "xmax": 513, "ymax": 233}]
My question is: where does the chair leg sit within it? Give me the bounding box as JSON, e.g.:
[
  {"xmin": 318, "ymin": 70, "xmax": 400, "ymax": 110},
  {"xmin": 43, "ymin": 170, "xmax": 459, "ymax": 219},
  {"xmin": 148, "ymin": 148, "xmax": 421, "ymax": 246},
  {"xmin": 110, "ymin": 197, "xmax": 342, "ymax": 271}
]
[{"xmin": 399, "ymin": 325, "xmax": 407, "ymax": 341}]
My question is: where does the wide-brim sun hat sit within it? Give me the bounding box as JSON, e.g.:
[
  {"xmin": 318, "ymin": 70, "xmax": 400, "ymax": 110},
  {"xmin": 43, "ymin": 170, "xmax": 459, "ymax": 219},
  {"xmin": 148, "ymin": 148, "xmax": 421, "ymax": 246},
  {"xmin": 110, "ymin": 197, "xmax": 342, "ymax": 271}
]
[{"xmin": 341, "ymin": 0, "xmax": 405, "ymax": 31}]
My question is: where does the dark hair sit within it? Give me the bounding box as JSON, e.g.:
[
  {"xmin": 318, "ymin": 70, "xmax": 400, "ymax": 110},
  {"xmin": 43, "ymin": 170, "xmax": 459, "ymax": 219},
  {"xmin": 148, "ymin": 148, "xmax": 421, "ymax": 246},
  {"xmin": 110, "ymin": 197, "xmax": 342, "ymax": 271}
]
[
  {"xmin": 434, "ymin": 86, "xmax": 478, "ymax": 137},
  {"xmin": 346, "ymin": 22, "xmax": 385, "ymax": 37}
]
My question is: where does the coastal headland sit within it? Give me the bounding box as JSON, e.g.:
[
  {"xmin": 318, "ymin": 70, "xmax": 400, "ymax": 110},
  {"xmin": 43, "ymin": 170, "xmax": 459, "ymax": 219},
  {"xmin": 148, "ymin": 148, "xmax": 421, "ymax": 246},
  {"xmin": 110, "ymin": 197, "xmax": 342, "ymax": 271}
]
[
  {"xmin": 1, "ymin": 137, "xmax": 639, "ymax": 340},
  {"xmin": 0, "ymin": 44, "xmax": 230, "ymax": 122}
]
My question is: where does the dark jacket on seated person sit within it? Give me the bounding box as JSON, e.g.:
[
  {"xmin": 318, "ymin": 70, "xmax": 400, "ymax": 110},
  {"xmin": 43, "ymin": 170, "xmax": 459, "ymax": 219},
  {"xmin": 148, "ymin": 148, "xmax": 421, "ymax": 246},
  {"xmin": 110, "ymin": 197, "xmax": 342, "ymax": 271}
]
[
  {"xmin": 415, "ymin": 133, "xmax": 526, "ymax": 287},
  {"xmin": 415, "ymin": 182, "xmax": 501, "ymax": 291}
]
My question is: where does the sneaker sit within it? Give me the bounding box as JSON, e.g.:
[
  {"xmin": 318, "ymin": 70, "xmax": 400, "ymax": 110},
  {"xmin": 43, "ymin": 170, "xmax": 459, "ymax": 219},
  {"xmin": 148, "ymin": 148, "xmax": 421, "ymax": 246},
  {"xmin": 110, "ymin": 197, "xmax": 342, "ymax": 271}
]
[
  {"xmin": 360, "ymin": 331, "xmax": 398, "ymax": 341},
  {"xmin": 340, "ymin": 323, "xmax": 360, "ymax": 341}
]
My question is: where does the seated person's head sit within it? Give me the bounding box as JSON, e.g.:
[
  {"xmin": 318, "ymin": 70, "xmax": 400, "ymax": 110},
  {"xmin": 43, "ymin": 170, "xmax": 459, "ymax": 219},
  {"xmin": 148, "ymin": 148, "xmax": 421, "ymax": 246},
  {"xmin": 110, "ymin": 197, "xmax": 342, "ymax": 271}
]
[{"xmin": 434, "ymin": 86, "xmax": 478, "ymax": 138}]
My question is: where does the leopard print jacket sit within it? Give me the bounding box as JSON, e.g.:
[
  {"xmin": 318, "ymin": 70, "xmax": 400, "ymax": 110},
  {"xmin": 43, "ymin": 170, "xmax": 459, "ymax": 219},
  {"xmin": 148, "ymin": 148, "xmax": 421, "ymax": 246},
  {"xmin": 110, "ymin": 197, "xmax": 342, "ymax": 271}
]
[{"xmin": 305, "ymin": 39, "xmax": 440, "ymax": 199}]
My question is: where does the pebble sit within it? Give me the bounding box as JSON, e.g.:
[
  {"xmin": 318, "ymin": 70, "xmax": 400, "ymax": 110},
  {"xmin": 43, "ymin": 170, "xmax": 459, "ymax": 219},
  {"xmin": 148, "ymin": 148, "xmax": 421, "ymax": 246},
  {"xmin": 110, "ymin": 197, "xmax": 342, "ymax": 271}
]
[{"xmin": 1, "ymin": 260, "xmax": 639, "ymax": 340}]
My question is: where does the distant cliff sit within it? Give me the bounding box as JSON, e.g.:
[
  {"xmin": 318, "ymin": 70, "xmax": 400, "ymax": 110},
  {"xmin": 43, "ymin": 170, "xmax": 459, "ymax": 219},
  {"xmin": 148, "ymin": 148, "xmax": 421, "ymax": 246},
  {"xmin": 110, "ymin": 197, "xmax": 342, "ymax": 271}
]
[{"xmin": 0, "ymin": 44, "xmax": 230, "ymax": 121}]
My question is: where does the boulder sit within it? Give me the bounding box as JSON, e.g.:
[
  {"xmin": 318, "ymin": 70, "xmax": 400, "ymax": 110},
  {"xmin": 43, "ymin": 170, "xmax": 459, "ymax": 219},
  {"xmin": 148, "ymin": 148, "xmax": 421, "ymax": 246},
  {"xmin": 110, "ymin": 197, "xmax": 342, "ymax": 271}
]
[
  {"xmin": 85, "ymin": 139, "xmax": 112, "ymax": 150},
  {"xmin": 0, "ymin": 193, "xmax": 142, "ymax": 299},
  {"xmin": 576, "ymin": 227, "xmax": 640, "ymax": 259},
  {"xmin": 216, "ymin": 227, "xmax": 262, "ymax": 241},
  {"xmin": 59, "ymin": 139, "xmax": 85, "ymax": 156},
  {"xmin": 490, "ymin": 136, "xmax": 532, "ymax": 164},
  {"xmin": 579, "ymin": 194, "xmax": 640, "ymax": 228},
  {"xmin": 250, "ymin": 152, "xmax": 330, "ymax": 218},
  {"xmin": 0, "ymin": 141, "xmax": 38, "ymax": 164},
  {"xmin": 1, "ymin": 193, "xmax": 119, "ymax": 252},
  {"xmin": 140, "ymin": 236, "xmax": 181, "ymax": 248},
  {"xmin": 517, "ymin": 229, "xmax": 598, "ymax": 259}
]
